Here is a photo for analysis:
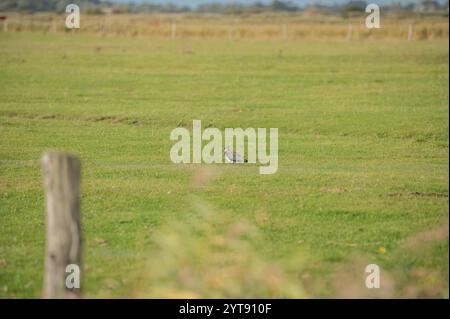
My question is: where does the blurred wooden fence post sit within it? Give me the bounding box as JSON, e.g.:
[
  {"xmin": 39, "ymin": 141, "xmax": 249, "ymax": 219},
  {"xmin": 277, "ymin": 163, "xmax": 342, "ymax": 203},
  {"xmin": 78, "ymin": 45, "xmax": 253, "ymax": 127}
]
[
  {"xmin": 3, "ymin": 20, "xmax": 8, "ymax": 33},
  {"xmin": 408, "ymin": 22, "xmax": 413, "ymax": 42},
  {"xmin": 229, "ymin": 25, "xmax": 234, "ymax": 40},
  {"xmin": 101, "ymin": 17, "xmax": 107, "ymax": 37},
  {"xmin": 42, "ymin": 152, "xmax": 82, "ymax": 299},
  {"xmin": 171, "ymin": 22, "xmax": 177, "ymax": 39},
  {"xmin": 282, "ymin": 23, "xmax": 288, "ymax": 40},
  {"xmin": 346, "ymin": 22, "xmax": 352, "ymax": 41}
]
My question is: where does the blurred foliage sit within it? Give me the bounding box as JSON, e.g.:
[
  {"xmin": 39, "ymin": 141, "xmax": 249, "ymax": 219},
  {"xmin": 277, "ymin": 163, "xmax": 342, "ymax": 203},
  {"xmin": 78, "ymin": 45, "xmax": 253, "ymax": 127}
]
[
  {"xmin": 1, "ymin": 0, "xmax": 448, "ymax": 15},
  {"xmin": 133, "ymin": 197, "xmax": 307, "ymax": 298},
  {"xmin": 0, "ymin": 0, "xmax": 98, "ymax": 13}
]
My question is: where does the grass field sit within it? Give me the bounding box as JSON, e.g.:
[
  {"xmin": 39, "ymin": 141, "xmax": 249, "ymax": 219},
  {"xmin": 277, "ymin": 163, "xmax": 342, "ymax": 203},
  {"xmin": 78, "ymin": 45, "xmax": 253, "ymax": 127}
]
[{"xmin": 0, "ymin": 29, "xmax": 448, "ymax": 298}]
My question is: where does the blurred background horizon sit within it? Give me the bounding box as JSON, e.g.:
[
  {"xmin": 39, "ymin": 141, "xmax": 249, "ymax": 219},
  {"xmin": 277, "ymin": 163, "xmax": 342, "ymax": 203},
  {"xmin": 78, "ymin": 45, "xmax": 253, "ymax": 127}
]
[
  {"xmin": 0, "ymin": 0, "xmax": 448, "ymax": 14},
  {"xmin": 108, "ymin": 0, "xmax": 437, "ymax": 8}
]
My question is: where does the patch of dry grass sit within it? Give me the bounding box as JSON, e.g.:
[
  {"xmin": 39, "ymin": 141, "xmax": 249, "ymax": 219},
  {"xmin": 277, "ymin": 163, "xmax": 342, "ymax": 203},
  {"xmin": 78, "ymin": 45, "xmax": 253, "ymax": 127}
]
[{"xmin": 1, "ymin": 13, "xmax": 448, "ymax": 40}]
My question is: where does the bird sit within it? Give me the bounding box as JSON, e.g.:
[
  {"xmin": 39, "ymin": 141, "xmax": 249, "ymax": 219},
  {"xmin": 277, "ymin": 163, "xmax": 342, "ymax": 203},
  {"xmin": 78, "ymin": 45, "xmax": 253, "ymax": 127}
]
[{"xmin": 224, "ymin": 146, "xmax": 247, "ymax": 163}]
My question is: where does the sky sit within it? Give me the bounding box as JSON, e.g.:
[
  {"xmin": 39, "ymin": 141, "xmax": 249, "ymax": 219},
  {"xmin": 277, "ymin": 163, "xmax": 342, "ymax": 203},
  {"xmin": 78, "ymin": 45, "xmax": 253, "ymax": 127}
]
[{"xmin": 109, "ymin": 0, "xmax": 424, "ymax": 8}]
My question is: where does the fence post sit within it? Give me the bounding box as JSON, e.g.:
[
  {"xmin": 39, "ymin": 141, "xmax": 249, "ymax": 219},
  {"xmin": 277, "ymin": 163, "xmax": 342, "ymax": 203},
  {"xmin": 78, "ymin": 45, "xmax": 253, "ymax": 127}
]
[
  {"xmin": 101, "ymin": 17, "xmax": 107, "ymax": 37},
  {"xmin": 408, "ymin": 22, "xmax": 413, "ymax": 42},
  {"xmin": 171, "ymin": 22, "xmax": 177, "ymax": 39},
  {"xmin": 3, "ymin": 20, "xmax": 8, "ymax": 33},
  {"xmin": 282, "ymin": 23, "xmax": 288, "ymax": 40},
  {"xmin": 346, "ymin": 22, "xmax": 352, "ymax": 41},
  {"xmin": 42, "ymin": 152, "xmax": 82, "ymax": 299}
]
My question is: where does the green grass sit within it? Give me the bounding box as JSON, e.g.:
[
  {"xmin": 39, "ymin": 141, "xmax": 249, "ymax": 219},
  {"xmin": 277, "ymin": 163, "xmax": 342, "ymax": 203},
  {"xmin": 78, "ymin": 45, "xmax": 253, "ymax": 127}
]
[{"xmin": 0, "ymin": 32, "xmax": 448, "ymax": 298}]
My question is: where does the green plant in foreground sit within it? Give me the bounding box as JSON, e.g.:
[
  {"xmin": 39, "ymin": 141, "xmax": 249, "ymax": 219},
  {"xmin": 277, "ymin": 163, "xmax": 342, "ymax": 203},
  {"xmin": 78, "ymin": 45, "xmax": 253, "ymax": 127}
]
[{"xmin": 134, "ymin": 196, "xmax": 307, "ymax": 298}]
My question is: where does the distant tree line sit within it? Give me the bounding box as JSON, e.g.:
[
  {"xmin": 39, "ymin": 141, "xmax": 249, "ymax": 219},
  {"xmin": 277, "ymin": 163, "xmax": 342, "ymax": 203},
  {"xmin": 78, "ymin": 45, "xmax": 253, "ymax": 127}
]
[
  {"xmin": 0, "ymin": 1, "xmax": 99, "ymax": 13},
  {"xmin": 0, "ymin": 0, "xmax": 448, "ymax": 15}
]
